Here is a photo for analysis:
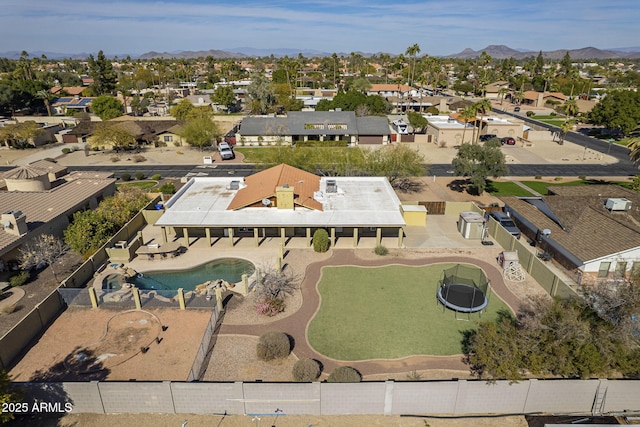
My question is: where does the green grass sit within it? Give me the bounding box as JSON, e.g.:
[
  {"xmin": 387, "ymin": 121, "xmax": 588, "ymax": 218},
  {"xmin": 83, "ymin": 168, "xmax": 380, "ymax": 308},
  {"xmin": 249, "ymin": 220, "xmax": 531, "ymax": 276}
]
[
  {"xmin": 116, "ymin": 181, "xmax": 158, "ymax": 190},
  {"xmin": 485, "ymin": 181, "xmax": 534, "ymax": 197},
  {"xmin": 307, "ymin": 264, "xmax": 510, "ymax": 360}
]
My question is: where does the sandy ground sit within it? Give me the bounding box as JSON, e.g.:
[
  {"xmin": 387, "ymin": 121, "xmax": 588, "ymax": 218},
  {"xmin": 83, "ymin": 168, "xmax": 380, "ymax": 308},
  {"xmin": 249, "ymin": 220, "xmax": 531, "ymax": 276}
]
[{"xmin": 10, "ymin": 307, "xmax": 211, "ymax": 382}]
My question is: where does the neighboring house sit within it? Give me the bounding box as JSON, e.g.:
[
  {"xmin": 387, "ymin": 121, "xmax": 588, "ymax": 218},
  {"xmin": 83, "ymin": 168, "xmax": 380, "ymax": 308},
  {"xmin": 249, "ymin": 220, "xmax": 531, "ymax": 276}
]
[
  {"xmin": 184, "ymin": 94, "xmax": 212, "ymax": 108},
  {"xmin": 51, "ymin": 96, "xmax": 94, "ymax": 115},
  {"xmin": 154, "ymin": 163, "xmax": 408, "ymax": 249},
  {"xmin": 425, "ymin": 114, "xmax": 474, "ymax": 146},
  {"xmin": 0, "ymin": 161, "xmax": 115, "ymax": 271},
  {"xmin": 500, "ymin": 185, "xmax": 640, "ymax": 285},
  {"xmin": 50, "ymin": 86, "xmax": 85, "ymax": 97},
  {"xmin": 484, "ymin": 81, "xmax": 510, "ymax": 100},
  {"xmin": 236, "ymin": 111, "xmax": 390, "ymax": 146},
  {"xmin": 522, "ymin": 91, "xmax": 567, "ymax": 108},
  {"xmin": 64, "ymin": 119, "xmax": 185, "ymax": 147}
]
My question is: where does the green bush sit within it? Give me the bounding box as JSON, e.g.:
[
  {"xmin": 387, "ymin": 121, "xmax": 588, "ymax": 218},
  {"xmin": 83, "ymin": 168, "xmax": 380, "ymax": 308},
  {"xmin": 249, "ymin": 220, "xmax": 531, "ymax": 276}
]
[
  {"xmin": 43, "ymin": 157, "xmax": 57, "ymax": 163},
  {"xmin": 313, "ymin": 229, "xmax": 329, "ymax": 253},
  {"xmin": 374, "ymin": 245, "xmax": 388, "ymax": 256},
  {"xmin": 578, "ymin": 175, "xmax": 586, "ymax": 180},
  {"xmin": 526, "ymin": 111, "xmax": 535, "ymax": 117},
  {"xmin": 158, "ymin": 183, "xmax": 176, "ymax": 194},
  {"xmin": 292, "ymin": 358, "xmax": 321, "ymax": 382},
  {"xmin": 61, "ymin": 147, "xmax": 71, "ymax": 154},
  {"xmin": 554, "ymin": 176, "xmax": 563, "ymax": 181},
  {"xmin": 327, "ymin": 366, "xmax": 361, "ymax": 383},
  {"xmin": 135, "ymin": 172, "xmax": 145, "ymax": 180},
  {"xmin": 256, "ymin": 331, "xmax": 291, "ymax": 361},
  {"xmin": 534, "ymin": 175, "xmax": 542, "ymax": 180},
  {"xmin": 9, "ymin": 271, "xmax": 30, "ymax": 287},
  {"xmin": 133, "ymin": 155, "xmax": 146, "ymax": 163},
  {"xmin": 120, "ymin": 173, "xmax": 131, "ymax": 182},
  {"xmin": 151, "ymin": 174, "xmax": 162, "ymax": 180}
]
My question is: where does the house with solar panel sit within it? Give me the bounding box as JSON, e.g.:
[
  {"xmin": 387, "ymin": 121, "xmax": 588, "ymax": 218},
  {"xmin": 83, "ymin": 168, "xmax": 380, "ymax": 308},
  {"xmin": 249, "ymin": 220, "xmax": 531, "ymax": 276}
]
[
  {"xmin": 51, "ymin": 96, "xmax": 94, "ymax": 115},
  {"xmin": 499, "ymin": 185, "xmax": 640, "ymax": 285},
  {"xmin": 235, "ymin": 111, "xmax": 391, "ymax": 146}
]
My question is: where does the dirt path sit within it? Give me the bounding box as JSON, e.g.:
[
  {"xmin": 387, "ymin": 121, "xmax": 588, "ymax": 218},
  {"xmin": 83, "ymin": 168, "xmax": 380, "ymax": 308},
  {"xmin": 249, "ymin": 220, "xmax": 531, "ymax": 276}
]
[{"xmin": 219, "ymin": 249, "xmax": 522, "ymax": 376}]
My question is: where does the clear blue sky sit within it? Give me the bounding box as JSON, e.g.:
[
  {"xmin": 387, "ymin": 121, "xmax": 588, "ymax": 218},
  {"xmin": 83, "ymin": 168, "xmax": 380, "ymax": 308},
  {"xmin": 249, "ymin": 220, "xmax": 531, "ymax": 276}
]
[{"xmin": 2, "ymin": 0, "xmax": 639, "ymax": 57}]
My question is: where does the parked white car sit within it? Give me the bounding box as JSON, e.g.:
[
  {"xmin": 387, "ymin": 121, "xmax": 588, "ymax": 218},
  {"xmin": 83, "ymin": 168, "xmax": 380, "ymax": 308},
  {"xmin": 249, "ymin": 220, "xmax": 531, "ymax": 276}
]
[{"xmin": 217, "ymin": 142, "xmax": 234, "ymax": 160}]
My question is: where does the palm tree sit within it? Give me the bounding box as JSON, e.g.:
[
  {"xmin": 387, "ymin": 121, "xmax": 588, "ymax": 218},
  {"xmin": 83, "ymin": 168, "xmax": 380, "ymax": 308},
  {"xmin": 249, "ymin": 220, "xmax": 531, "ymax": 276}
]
[
  {"xmin": 459, "ymin": 105, "xmax": 476, "ymax": 144},
  {"xmin": 498, "ymin": 87, "xmax": 509, "ymax": 106},
  {"xmin": 628, "ymin": 138, "xmax": 640, "ymax": 164},
  {"xmin": 405, "ymin": 43, "xmax": 421, "ymax": 86},
  {"xmin": 474, "ymin": 98, "xmax": 492, "ymax": 144},
  {"xmin": 36, "ymin": 90, "xmax": 53, "ymax": 116}
]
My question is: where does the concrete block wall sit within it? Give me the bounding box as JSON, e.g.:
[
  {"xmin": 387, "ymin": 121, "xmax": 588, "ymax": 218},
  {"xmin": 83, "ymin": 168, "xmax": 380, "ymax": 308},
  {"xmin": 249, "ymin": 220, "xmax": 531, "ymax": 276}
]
[
  {"xmin": 391, "ymin": 381, "xmax": 458, "ymax": 414},
  {"xmin": 320, "ymin": 382, "xmax": 386, "ymax": 415},
  {"xmin": 98, "ymin": 381, "xmax": 174, "ymax": 413},
  {"xmin": 171, "ymin": 382, "xmax": 244, "ymax": 414},
  {"xmin": 522, "ymin": 379, "xmax": 599, "ymax": 413},
  {"xmin": 243, "ymin": 382, "xmax": 321, "ymax": 415}
]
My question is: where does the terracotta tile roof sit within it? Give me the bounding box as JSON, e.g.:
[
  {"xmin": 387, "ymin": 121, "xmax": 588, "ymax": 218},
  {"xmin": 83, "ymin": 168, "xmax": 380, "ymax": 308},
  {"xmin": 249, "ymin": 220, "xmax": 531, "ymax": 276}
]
[
  {"xmin": 227, "ymin": 164, "xmax": 322, "ymax": 211},
  {"xmin": 369, "ymin": 84, "xmax": 416, "ymax": 93}
]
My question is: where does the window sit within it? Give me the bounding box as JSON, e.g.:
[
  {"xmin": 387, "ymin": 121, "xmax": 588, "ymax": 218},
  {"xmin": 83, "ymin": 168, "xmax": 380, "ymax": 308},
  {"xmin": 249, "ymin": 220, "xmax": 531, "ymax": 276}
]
[
  {"xmin": 164, "ymin": 135, "xmax": 173, "ymax": 142},
  {"xmin": 598, "ymin": 262, "xmax": 611, "ymax": 278},
  {"xmin": 615, "ymin": 262, "xmax": 628, "ymax": 278},
  {"xmin": 632, "ymin": 261, "xmax": 640, "ymax": 277}
]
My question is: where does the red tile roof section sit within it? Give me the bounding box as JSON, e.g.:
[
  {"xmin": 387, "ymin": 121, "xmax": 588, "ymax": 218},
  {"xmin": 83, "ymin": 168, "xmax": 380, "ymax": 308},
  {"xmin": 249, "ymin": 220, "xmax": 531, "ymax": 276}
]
[{"xmin": 227, "ymin": 164, "xmax": 322, "ymax": 211}]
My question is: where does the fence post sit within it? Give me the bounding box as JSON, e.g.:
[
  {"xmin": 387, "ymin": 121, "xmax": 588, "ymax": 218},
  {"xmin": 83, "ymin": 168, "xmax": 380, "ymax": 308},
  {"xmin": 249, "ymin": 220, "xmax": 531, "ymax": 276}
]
[
  {"xmin": 88, "ymin": 286, "xmax": 99, "ymax": 309},
  {"xmin": 215, "ymin": 286, "xmax": 223, "ymax": 312},
  {"xmin": 177, "ymin": 288, "xmax": 186, "ymax": 310},
  {"xmin": 242, "ymin": 274, "xmax": 248, "ymax": 294},
  {"xmin": 132, "ymin": 287, "xmax": 141, "ymax": 310}
]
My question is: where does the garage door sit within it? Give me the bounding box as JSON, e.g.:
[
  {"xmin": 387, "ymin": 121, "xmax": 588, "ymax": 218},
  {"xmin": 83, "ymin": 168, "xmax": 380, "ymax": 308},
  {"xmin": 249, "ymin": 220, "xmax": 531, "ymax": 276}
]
[{"xmin": 359, "ymin": 135, "xmax": 383, "ymax": 144}]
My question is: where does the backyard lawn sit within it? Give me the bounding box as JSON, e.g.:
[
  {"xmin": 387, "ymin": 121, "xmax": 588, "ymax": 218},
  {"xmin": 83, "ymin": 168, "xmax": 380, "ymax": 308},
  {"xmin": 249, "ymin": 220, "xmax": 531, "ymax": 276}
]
[
  {"xmin": 487, "ymin": 179, "xmax": 633, "ymax": 197},
  {"xmin": 307, "ymin": 264, "xmax": 510, "ymax": 360},
  {"xmin": 116, "ymin": 180, "xmax": 158, "ymax": 190}
]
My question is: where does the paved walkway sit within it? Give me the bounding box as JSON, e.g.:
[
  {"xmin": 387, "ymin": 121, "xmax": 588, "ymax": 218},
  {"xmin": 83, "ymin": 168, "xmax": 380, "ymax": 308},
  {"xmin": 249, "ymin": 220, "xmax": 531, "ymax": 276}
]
[{"xmin": 219, "ymin": 249, "xmax": 523, "ymax": 376}]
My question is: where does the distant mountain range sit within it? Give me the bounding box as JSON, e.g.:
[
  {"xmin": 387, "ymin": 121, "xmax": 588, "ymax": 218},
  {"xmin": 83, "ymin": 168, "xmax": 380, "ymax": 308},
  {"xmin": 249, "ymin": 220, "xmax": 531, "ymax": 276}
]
[
  {"xmin": 446, "ymin": 45, "xmax": 640, "ymax": 60},
  {"xmin": 1, "ymin": 45, "xmax": 640, "ymax": 60}
]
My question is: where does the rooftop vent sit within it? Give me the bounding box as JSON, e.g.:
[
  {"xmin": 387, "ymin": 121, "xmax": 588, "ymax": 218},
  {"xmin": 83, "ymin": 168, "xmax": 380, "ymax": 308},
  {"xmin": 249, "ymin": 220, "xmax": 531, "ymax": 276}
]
[
  {"xmin": 326, "ymin": 180, "xmax": 337, "ymax": 193},
  {"xmin": 229, "ymin": 180, "xmax": 240, "ymax": 190},
  {"xmin": 605, "ymin": 198, "xmax": 632, "ymax": 211}
]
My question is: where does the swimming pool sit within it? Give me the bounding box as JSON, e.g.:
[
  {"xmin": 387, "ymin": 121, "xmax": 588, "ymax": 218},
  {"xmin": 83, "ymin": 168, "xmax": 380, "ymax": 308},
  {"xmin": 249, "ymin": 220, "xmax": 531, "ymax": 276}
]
[{"xmin": 107, "ymin": 258, "xmax": 255, "ymax": 291}]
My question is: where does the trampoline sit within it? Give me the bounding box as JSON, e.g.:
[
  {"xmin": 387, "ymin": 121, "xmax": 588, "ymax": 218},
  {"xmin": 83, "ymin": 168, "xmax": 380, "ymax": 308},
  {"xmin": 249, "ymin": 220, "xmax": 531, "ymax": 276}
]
[{"xmin": 437, "ymin": 264, "xmax": 490, "ymax": 315}]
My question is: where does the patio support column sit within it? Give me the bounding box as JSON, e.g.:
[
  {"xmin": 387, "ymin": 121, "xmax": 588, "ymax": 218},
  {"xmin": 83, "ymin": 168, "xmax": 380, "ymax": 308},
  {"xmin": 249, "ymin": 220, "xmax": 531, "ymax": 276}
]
[
  {"xmin": 183, "ymin": 228, "xmax": 189, "ymax": 247},
  {"xmin": 280, "ymin": 227, "xmax": 286, "ymax": 247},
  {"xmin": 228, "ymin": 227, "xmax": 234, "ymax": 247},
  {"xmin": 353, "ymin": 227, "xmax": 358, "ymax": 247},
  {"xmin": 330, "ymin": 227, "xmax": 336, "ymax": 248},
  {"xmin": 306, "ymin": 228, "xmax": 311, "ymax": 247},
  {"xmin": 376, "ymin": 228, "xmax": 382, "ymax": 246},
  {"xmin": 254, "ymin": 227, "xmax": 259, "ymax": 247},
  {"xmin": 397, "ymin": 227, "xmax": 404, "ymax": 248},
  {"xmin": 161, "ymin": 227, "xmax": 168, "ymax": 244},
  {"xmin": 205, "ymin": 228, "xmax": 211, "ymax": 247}
]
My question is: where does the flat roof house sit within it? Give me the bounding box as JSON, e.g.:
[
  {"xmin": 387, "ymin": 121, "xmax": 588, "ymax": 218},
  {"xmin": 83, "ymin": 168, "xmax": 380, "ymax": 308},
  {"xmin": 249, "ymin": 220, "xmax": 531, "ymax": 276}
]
[
  {"xmin": 154, "ymin": 164, "xmax": 406, "ymax": 249},
  {"xmin": 0, "ymin": 161, "xmax": 115, "ymax": 272}
]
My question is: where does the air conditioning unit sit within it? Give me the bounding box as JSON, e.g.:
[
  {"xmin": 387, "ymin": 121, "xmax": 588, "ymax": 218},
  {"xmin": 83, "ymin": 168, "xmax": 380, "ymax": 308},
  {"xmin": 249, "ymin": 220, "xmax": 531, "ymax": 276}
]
[
  {"xmin": 605, "ymin": 198, "xmax": 632, "ymax": 211},
  {"xmin": 326, "ymin": 180, "xmax": 337, "ymax": 193},
  {"xmin": 114, "ymin": 241, "xmax": 127, "ymax": 249},
  {"xmin": 229, "ymin": 180, "xmax": 240, "ymax": 190}
]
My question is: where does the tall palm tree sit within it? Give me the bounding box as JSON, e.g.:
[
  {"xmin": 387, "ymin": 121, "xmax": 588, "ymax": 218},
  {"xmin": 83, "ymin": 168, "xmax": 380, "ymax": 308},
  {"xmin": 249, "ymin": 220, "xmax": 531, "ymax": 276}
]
[
  {"xmin": 459, "ymin": 105, "xmax": 476, "ymax": 144},
  {"xmin": 36, "ymin": 90, "xmax": 53, "ymax": 116},
  {"xmin": 627, "ymin": 138, "xmax": 640, "ymax": 164},
  {"xmin": 405, "ymin": 43, "xmax": 421, "ymax": 87},
  {"xmin": 474, "ymin": 98, "xmax": 492, "ymax": 144}
]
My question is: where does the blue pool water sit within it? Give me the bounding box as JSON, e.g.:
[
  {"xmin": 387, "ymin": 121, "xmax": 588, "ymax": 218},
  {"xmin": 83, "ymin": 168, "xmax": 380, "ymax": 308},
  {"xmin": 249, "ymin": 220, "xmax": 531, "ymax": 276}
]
[{"xmin": 129, "ymin": 258, "xmax": 255, "ymax": 291}]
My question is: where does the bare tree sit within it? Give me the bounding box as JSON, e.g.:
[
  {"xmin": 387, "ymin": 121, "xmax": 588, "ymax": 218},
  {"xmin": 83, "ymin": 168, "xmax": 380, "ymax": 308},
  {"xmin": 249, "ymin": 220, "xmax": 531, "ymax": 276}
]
[
  {"xmin": 255, "ymin": 264, "xmax": 299, "ymax": 300},
  {"xmin": 19, "ymin": 234, "xmax": 69, "ymax": 283},
  {"xmin": 583, "ymin": 280, "xmax": 640, "ymax": 346}
]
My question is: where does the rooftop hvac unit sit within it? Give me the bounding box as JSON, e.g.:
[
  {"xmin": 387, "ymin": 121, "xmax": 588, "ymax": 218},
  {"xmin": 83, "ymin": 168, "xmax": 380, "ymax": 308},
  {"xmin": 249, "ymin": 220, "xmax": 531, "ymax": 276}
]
[
  {"xmin": 114, "ymin": 241, "xmax": 127, "ymax": 249},
  {"xmin": 326, "ymin": 180, "xmax": 337, "ymax": 193},
  {"xmin": 229, "ymin": 180, "xmax": 240, "ymax": 190},
  {"xmin": 605, "ymin": 198, "xmax": 632, "ymax": 211}
]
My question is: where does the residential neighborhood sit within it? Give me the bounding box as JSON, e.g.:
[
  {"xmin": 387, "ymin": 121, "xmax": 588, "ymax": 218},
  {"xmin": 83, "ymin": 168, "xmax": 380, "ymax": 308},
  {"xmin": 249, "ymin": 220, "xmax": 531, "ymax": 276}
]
[{"xmin": 1, "ymin": 35, "xmax": 640, "ymax": 426}]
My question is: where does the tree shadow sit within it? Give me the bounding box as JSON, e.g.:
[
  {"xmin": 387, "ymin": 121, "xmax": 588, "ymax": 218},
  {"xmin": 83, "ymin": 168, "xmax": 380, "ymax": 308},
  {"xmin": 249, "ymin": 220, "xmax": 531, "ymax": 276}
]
[
  {"xmin": 6, "ymin": 348, "xmax": 109, "ymax": 426},
  {"xmin": 286, "ymin": 333, "xmax": 296, "ymax": 353},
  {"xmin": 447, "ymin": 179, "xmax": 468, "ymax": 193}
]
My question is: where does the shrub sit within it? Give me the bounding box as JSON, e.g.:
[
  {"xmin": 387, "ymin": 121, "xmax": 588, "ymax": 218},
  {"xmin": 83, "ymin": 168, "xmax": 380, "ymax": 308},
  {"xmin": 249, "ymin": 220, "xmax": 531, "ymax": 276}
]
[
  {"xmin": 313, "ymin": 229, "xmax": 329, "ymax": 253},
  {"xmin": 158, "ymin": 183, "xmax": 176, "ymax": 194},
  {"xmin": 61, "ymin": 148, "xmax": 71, "ymax": 154},
  {"xmin": 176, "ymin": 150, "xmax": 183, "ymax": 155},
  {"xmin": 327, "ymin": 366, "xmax": 361, "ymax": 383},
  {"xmin": 174, "ymin": 142, "xmax": 181, "ymax": 147},
  {"xmin": 135, "ymin": 172, "xmax": 145, "ymax": 180},
  {"xmin": 43, "ymin": 157, "xmax": 57, "ymax": 163},
  {"xmin": 119, "ymin": 173, "xmax": 131, "ymax": 182},
  {"xmin": 9, "ymin": 271, "xmax": 30, "ymax": 287},
  {"xmin": 405, "ymin": 370, "xmax": 422, "ymax": 381},
  {"xmin": 292, "ymin": 358, "xmax": 321, "ymax": 382},
  {"xmin": 0, "ymin": 303, "xmax": 19, "ymax": 315},
  {"xmin": 133, "ymin": 155, "xmax": 146, "ymax": 163},
  {"xmin": 554, "ymin": 176, "xmax": 563, "ymax": 181},
  {"xmin": 534, "ymin": 175, "xmax": 542, "ymax": 180},
  {"xmin": 526, "ymin": 111, "xmax": 535, "ymax": 117},
  {"xmin": 111, "ymin": 156, "xmax": 120, "ymax": 162},
  {"xmin": 374, "ymin": 245, "xmax": 388, "ymax": 256},
  {"xmin": 92, "ymin": 146, "xmax": 100, "ymax": 151},
  {"xmin": 256, "ymin": 331, "xmax": 291, "ymax": 361},
  {"xmin": 579, "ymin": 175, "xmax": 586, "ymax": 180},
  {"xmin": 255, "ymin": 296, "xmax": 286, "ymax": 317},
  {"xmin": 151, "ymin": 174, "xmax": 162, "ymax": 180}
]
